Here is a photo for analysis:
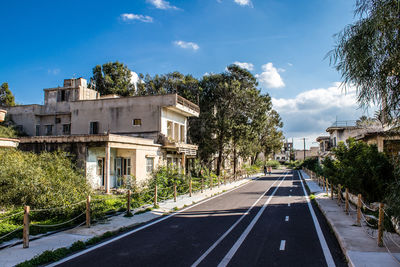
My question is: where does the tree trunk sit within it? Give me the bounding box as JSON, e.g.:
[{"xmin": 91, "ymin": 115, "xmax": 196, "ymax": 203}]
[
  {"xmin": 216, "ymin": 134, "xmax": 224, "ymax": 176},
  {"xmin": 233, "ymin": 145, "xmax": 237, "ymax": 175}
]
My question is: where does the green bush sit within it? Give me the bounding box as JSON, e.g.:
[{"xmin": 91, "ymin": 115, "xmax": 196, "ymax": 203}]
[
  {"xmin": 322, "ymin": 139, "xmax": 394, "ymax": 202},
  {"xmin": 265, "ymin": 160, "xmax": 280, "ymax": 169},
  {"xmin": 0, "ymin": 125, "xmax": 18, "ymax": 138},
  {"xmin": 0, "ymin": 149, "xmax": 90, "ymax": 210}
]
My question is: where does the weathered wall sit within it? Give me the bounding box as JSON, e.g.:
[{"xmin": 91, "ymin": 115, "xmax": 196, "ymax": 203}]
[
  {"xmin": 69, "ymin": 95, "xmax": 176, "ymax": 136},
  {"xmin": 161, "ymin": 108, "xmax": 187, "ymax": 142}
]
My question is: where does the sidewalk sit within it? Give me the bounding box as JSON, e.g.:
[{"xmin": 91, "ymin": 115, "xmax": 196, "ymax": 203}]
[
  {"xmin": 0, "ymin": 174, "xmax": 262, "ymax": 267},
  {"xmin": 299, "ymin": 170, "xmax": 400, "ymax": 267}
]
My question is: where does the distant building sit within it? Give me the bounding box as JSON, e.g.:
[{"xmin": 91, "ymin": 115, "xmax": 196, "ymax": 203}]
[
  {"xmin": 6, "ymin": 78, "xmax": 199, "ymax": 192},
  {"xmin": 274, "ymin": 141, "xmax": 293, "ymax": 163},
  {"xmin": 294, "ymin": 147, "xmax": 318, "ymax": 161},
  {"xmin": 0, "ymin": 109, "xmax": 19, "ymax": 148}
]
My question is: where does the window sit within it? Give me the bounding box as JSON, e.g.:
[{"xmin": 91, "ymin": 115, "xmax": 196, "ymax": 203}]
[
  {"xmin": 180, "ymin": 125, "xmax": 185, "ymax": 142},
  {"xmin": 123, "ymin": 158, "xmax": 131, "ymax": 175},
  {"xmin": 146, "ymin": 157, "xmax": 154, "ymax": 173},
  {"xmin": 58, "ymin": 90, "xmax": 69, "ymax": 102},
  {"xmin": 63, "ymin": 124, "xmax": 71, "ymax": 135},
  {"xmin": 55, "ymin": 118, "xmax": 61, "ymax": 124},
  {"xmin": 132, "ymin": 119, "xmax": 141, "ymax": 126},
  {"xmin": 89, "ymin": 121, "xmax": 99, "ymax": 134},
  {"xmin": 167, "ymin": 121, "xmax": 173, "ymax": 140},
  {"xmin": 35, "ymin": 125, "xmax": 40, "ymax": 136},
  {"xmin": 45, "ymin": 125, "xmax": 53, "ymax": 136},
  {"xmin": 174, "ymin": 123, "xmax": 179, "ymax": 141}
]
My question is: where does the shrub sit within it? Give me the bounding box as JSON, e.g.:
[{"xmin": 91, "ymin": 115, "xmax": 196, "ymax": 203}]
[
  {"xmin": 0, "ymin": 149, "xmax": 91, "ymax": 210},
  {"xmin": 265, "ymin": 160, "xmax": 280, "ymax": 169},
  {"xmin": 0, "ymin": 125, "xmax": 18, "ymax": 138},
  {"xmin": 322, "ymin": 139, "xmax": 394, "ymax": 202}
]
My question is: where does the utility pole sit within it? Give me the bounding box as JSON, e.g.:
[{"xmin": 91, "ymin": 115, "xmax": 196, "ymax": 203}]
[{"xmin": 303, "ymin": 138, "xmax": 306, "ymax": 160}]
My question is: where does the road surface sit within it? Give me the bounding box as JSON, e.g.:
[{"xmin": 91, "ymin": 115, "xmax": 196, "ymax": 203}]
[{"xmin": 53, "ymin": 170, "xmax": 347, "ymax": 267}]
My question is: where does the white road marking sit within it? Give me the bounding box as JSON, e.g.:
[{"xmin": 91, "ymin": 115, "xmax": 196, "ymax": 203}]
[
  {"xmin": 289, "ymin": 195, "xmax": 291, "ymax": 197},
  {"xmin": 48, "ymin": 175, "xmax": 265, "ymax": 267},
  {"xmin": 280, "ymin": 240, "xmax": 286, "ymax": 251},
  {"xmin": 285, "ymin": 216, "xmax": 289, "ymax": 222},
  {"xmin": 288, "ymin": 203, "xmax": 291, "ymax": 207},
  {"xmin": 298, "ymin": 171, "xmax": 336, "ymax": 267},
  {"xmin": 290, "ymin": 189, "xmax": 292, "ymax": 192},
  {"xmin": 191, "ymin": 171, "xmax": 289, "ymax": 267},
  {"xmin": 217, "ymin": 172, "xmax": 289, "ymax": 267}
]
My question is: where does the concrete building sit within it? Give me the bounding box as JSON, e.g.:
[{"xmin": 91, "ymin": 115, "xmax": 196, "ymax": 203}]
[
  {"xmin": 274, "ymin": 141, "xmax": 293, "ymax": 163},
  {"xmin": 6, "ymin": 78, "xmax": 199, "ymax": 192},
  {"xmin": 294, "ymin": 147, "xmax": 319, "ymax": 161}
]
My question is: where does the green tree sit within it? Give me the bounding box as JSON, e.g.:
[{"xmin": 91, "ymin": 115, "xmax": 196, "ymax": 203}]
[
  {"xmin": 0, "ymin": 83, "xmax": 16, "ymax": 107},
  {"xmin": 90, "ymin": 61, "xmax": 135, "ymax": 96},
  {"xmin": 329, "ymin": 0, "xmax": 400, "ymax": 122},
  {"xmin": 137, "ymin": 72, "xmax": 201, "ymax": 104}
]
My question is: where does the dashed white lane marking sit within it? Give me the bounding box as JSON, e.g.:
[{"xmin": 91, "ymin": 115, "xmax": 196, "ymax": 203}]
[
  {"xmin": 298, "ymin": 171, "xmax": 336, "ymax": 267},
  {"xmin": 217, "ymin": 173, "xmax": 289, "ymax": 267},
  {"xmin": 290, "ymin": 189, "xmax": 292, "ymax": 192},
  {"xmin": 191, "ymin": 171, "xmax": 290, "ymax": 267},
  {"xmin": 289, "ymin": 195, "xmax": 291, "ymax": 197},
  {"xmin": 288, "ymin": 203, "xmax": 291, "ymax": 207},
  {"xmin": 280, "ymin": 240, "xmax": 286, "ymax": 251},
  {"xmin": 285, "ymin": 216, "xmax": 289, "ymax": 222}
]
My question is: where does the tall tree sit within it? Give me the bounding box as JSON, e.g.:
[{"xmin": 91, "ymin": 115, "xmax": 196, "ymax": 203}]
[
  {"xmin": 0, "ymin": 83, "xmax": 16, "ymax": 107},
  {"xmin": 90, "ymin": 61, "xmax": 135, "ymax": 96},
  {"xmin": 329, "ymin": 0, "xmax": 400, "ymax": 123}
]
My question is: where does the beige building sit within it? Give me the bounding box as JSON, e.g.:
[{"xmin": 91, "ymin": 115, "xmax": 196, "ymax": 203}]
[
  {"xmin": 294, "ymin": 147, "xmax": 318, "ymax": 161},
  {"xmin": 6, "ymin": 78, "xmax": 199, "ymax": 192}
]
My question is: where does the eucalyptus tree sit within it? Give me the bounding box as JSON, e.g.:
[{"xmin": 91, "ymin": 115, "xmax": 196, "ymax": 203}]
[
  {"xmin": 90, "ymin": 61, "xmax": 135, "ymax": 96},
  {"xmin": 0, "ymin": 83, "xmax": 15, "ymax": 107},
  {"xmin": 329, "ymin": 0, "xmax": 400, "ymax": 123}
]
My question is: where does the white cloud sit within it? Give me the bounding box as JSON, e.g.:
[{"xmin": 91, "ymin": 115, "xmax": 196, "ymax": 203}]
[
  {"xmin": 120, "ymin": 13, "xmax": 153, "ymax": 23},
  {"xmin": 234, "ymin": 0, "xmax": 253, "ymax": 6},
  {"xmin": 233, "ymin": 61, "xmax": 254, "ymax": 71},
  {"xmin": 271, "ymin": 83, "xmax": 375, "ymax": 149},
  {"xmin": 287, "ymin": 63, "xmax": 293, "ymax": 67},
  {"xmin": 174, "ymin": 40, "xmax": 199, "ymax": 51},
  {"xmin": 147, "ymin": 0, "xmax": 179, "ymax": 10},
  {"xmin": 47, "ymin": 69, "xmax": 60, "ymax": 75},
  {"xmin": 256, "ymin": 62, "xmax": 285, "ymax": 89}
]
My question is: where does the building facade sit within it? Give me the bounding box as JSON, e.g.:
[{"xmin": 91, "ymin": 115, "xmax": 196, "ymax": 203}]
[{"xmin": 6, "ymin": 78, "xmax": 199, "ymax": 192}]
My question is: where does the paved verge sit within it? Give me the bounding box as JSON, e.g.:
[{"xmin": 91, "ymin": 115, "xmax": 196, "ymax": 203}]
[{"xmin": 300, "ymin": 170, "xmax": 400, "ymax": 267}]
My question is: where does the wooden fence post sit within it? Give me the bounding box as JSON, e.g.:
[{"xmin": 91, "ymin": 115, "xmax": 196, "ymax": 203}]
[
  {"xmin": 189, "ymin": 179, "xmax": 192, "ymax": 197},
  {"xmin": 337, "ymin": 184, "xmax": 341, "ymax": 205},
  {"xmin": 356, "ymin": 194, "xmax": 362, "ymax": 226},
  {"xmin": 154, "ymin": 184, "xmax": 158, "ymax": 207},
  {"xmin": 345, "ymin": 188, "xmax": 349, "ymax": 214},
  {"xmin": 23, "ymin": 205, "xmax": 30, "ymax": 248},
  {"xmin": 174, "ymin": 183, "xmax": 177, "ymax": 202},
  {"xmin": 86, "ymin": 195, "xmax": 91, "ymax": 228},
  {"xmin": 127, "ymin": 190, "xmax": 131, "ymax": 215},
  {"xmin": 201, "ymin": 178, "xmax": 204, "ymax": 193},
  {"xmin": 377, "ymin": 203, "xmax": 384, "ymax": 247}
]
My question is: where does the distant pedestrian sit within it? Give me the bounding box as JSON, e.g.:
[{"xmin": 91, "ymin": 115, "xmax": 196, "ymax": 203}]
[
  {"xmin": 268, "ymin": 166, "xmax": 272, "ymax": 175},
  {"xmin": 263, "ymin": 165, "xmax": 267, "ymax": 176}
]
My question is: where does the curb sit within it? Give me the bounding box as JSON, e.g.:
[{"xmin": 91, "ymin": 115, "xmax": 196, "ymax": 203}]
[{"xmin": 298, "ymin": 171, "xmax": 353, "ymax": 267}]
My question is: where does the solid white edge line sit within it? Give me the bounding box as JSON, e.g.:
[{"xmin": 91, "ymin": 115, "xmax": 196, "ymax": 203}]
[
  {"xmin": 47, "ymin": 175, "xmax": 263, "ymax": 267},
  {"xmin": 285, "ymin": 216, "xmax": 289, "ymax": 222},
  {"xmin": 191, "ymin": 171, "xmax": 289, "ymax": 267},
  {"xmin": 217, "ymin": 172, "xmax": 289, "ymax": 267},
  {"xmin": 279, "ymin": 240, "xmax": 286, "ymax": 251},
  {"xmin": 297, "ymin": 170, "xmax": 336, "ymax": 267}
]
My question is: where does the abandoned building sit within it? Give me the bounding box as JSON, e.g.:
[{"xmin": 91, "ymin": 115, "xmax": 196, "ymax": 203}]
[{"xmin": 5, "ymin": 78, "xmax": 199, "ymax": 192}]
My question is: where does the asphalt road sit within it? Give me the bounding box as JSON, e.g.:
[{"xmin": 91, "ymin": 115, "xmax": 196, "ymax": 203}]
[{"xmin": 53, "ymin": 170, "xmax": 347, "ymax": 267}]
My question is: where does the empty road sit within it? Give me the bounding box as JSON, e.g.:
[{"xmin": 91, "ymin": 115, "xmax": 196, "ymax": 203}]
[{"xmin": 52, "ymin": 170, "xmax": 347, "ymax": 267}]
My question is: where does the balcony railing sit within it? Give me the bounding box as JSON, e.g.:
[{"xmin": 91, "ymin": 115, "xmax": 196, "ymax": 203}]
[
  {"xmin": 330, "ymin": 120, "xmax": 357, "ymax": 127},
  {"xmin": 177, "ymin": 95, "xmax": 200, "ymax": 113}
]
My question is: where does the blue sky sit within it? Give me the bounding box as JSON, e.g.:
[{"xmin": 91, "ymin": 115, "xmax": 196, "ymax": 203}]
[{"xmin": 0, "ymin": 0, "xmax": 372, "ymax": 148}]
